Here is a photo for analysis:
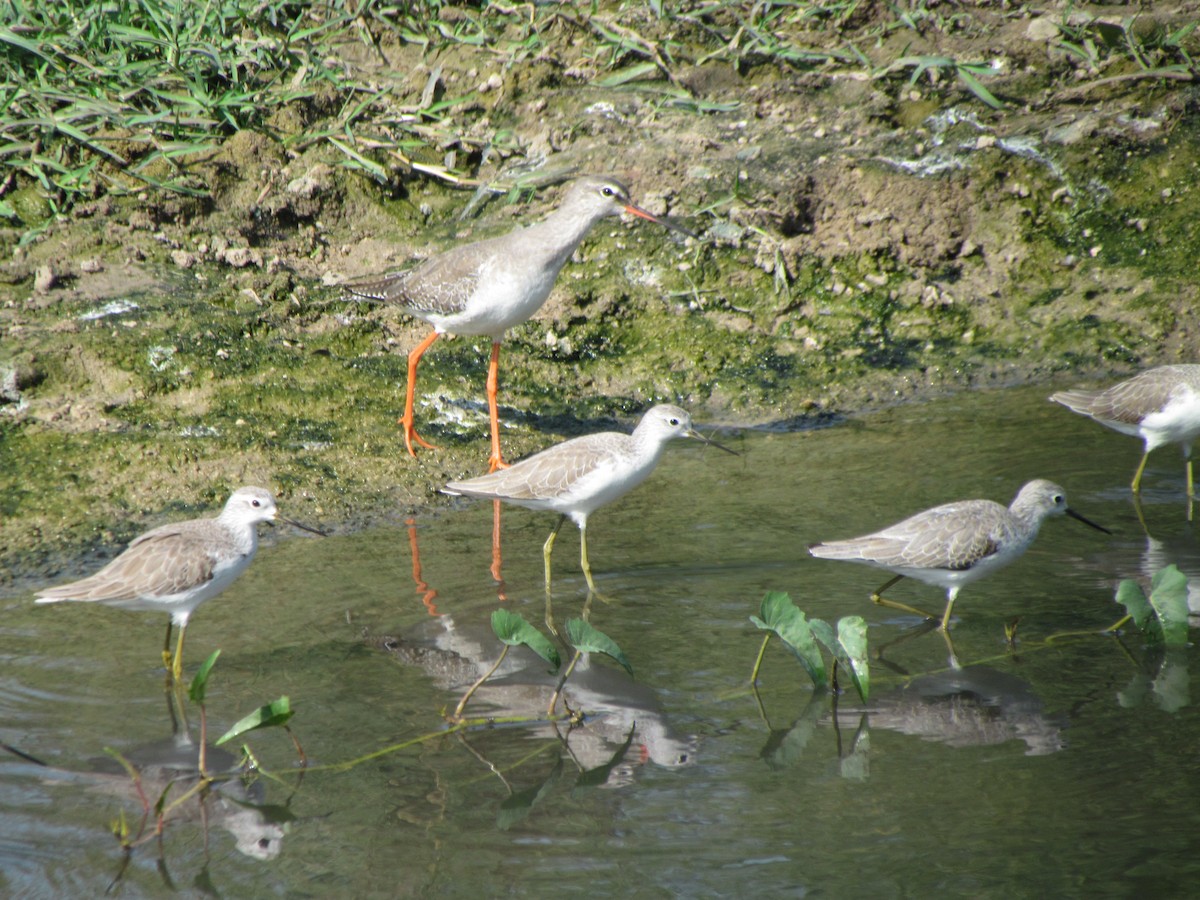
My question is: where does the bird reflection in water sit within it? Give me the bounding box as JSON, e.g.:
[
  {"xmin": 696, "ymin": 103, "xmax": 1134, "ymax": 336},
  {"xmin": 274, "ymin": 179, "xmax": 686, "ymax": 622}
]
[{"xmin": 369, "ymin": 613, "xmax": 696, "ymax": 786}]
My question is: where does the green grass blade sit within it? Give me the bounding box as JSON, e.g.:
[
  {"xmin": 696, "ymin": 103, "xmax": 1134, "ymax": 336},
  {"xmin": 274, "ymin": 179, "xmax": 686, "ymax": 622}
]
[
  {"xmin": 188, "ymin": 649, "xmax": 221, "ymax": 704},
  {"xmin": 215, "ymin": 696, "xmax": 294, "ymax": 745},
  {"xmin": 955, "ymin": 66, "xmax": 1004, "ymax": 109}
]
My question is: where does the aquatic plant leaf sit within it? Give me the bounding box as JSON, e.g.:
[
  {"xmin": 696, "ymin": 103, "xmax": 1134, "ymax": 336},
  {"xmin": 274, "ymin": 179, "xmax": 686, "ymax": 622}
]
[
  {"xmin": 1115, "ymin": 579, "xmax": 1158, "ymax": 635},
  {"xmin": 215, "ymin": 697, "xmax": 293, "ymax": 745},
  {"xmin": 491, "ymin": 609, "xmax": 561, "ymax": 670},
  {"xmin": 808, "ymin": 617, "xmax": 870, "ymax": 702},
  {"xmin": 497, "ymin": 758, "xmax": 563, "ymax": 831},
  {"xmin": 750, "ymin": 591, "xmax": 826, "ymax": 687},
  {"xmin": 565, "ymin": 618, "xmax": 632, "ymax": 675},
  {"xmin": 1148, "ymin": 565, "xmax": 1189, "ymax": 647},
  {"xmin": 760, "ymin": 691, "xmax": 826, "ymax": 770},
  {"xmin": 188, "ymin": 649, "xmax": 221, "ymax": 704},
  {"xmin": 836, "ymin": 616, "xmax": 870, "ymax": 703},
  {"xmin": 1152, "ymin": 649, "xmax": 1189, "ymax": 713}
]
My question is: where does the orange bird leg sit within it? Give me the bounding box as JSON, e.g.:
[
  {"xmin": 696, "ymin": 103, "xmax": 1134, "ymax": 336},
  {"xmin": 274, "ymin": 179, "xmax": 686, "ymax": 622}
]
[
  {"xmin": 486, "ymin": 341, "xmax": 510, "ymax": 472},
  {"xmin": 400, "ymin": 331, "xmax": 441, "ymax": 456},
  {"xmin": 491, "ymin": 499, "xmax": 507, "ymax": 601}
]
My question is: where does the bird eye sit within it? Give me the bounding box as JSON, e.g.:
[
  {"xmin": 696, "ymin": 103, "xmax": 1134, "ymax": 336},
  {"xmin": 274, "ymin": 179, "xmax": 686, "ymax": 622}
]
[
  {"xmin": 601, "ymin": 186, "xmax": 615, "ymax": 196},
  {"xmin": 251, "ymin": 499, "xmax": 262, "ymax": 507},
  {"xmin": 669, "ymin": 417, "xmax": 681, "ymax": 425},
  {"xmin": 1054, "ymin": 495, "xmax": 1064, "ymax": 504}
]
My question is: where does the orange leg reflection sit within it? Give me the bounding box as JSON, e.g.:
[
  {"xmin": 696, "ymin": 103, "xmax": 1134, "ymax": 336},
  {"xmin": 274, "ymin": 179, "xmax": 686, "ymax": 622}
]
[
  {"xmin": 406, "ymin": 517, "xmax": 440, "ymax": 616},
  {"xmin": 491, "ymin": 499, "xmax": 508, "ymax": 601}
]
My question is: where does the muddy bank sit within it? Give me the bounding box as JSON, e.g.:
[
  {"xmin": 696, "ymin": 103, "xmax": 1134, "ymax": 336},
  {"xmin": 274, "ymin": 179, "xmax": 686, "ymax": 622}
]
[{"xmin": 3, "ymin": 2, "xmax": 1199, "ymax": 582}]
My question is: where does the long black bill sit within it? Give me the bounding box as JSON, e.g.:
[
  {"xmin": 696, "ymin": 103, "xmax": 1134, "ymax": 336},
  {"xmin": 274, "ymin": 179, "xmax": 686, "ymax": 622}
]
[
  {"xmin": 1067, "ymin": 507, "xmax": 1112, "ymax": 535},
  {"xmin": 624, "ymin": 203, "xmax": 699, "ymax": 240},
  {"xmin": 687, "ymin": 428, "xmax": 739, "ymax": 456},
  {"xmin": 278, "ymin": 516, "xmax": 328, "ymax": 537}
]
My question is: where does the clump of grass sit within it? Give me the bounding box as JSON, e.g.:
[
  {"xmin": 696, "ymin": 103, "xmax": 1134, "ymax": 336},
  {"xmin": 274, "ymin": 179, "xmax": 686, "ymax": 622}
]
[
  {"xmin": 5, "ymin": 2, "xmax": 1196, "ymax": 222},
  {"xmin": 0, "ymin": 0, "xmax": 495, "ymax": 215}
]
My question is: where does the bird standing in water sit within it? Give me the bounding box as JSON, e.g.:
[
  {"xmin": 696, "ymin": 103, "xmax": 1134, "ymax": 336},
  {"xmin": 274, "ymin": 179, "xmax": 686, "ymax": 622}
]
[
  {"xmin": 35, "ymin": 487, "xmax": 322, "ymax": 679},
  {"xmin": 809, "ymin": 480, "xmax": 1110, "ymax": 630},
  {"xmin": 443, "ymin": 405, "xmax": 735, "ymax": 594}
]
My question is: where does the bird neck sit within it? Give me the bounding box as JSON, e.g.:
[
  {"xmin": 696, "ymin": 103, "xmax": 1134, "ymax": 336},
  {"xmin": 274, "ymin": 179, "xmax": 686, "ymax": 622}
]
[
  {"xmin": 630, "ymin": 428, "xmax": 673, "ymax": 468},
  {"xmin": 1008, "ymin": 499, "xmax": 1048, "ymax": 533},
  {"xmin": 218, "ymin": 511, "xmax": 262, "ymax": 554},
  {"xmin": 526, "ymin": 200, "xmax": 609, "ymax": 270}
]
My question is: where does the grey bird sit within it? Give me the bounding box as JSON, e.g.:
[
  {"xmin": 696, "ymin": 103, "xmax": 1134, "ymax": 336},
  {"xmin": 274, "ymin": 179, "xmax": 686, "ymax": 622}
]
[
  {"xmin": 343, "ymin": 176, "xmax": 688, "ymax": 472},
  {"xmin": 35, "ymin": 487, "xmax": 322, "ymax": 678},
  {"xmin": 809, "ymin": 480, "xmax": 1110, "ymax": 630},
  {"xmin": 443, "ymin": 405, "xmax": 734, "ymax": 594}
]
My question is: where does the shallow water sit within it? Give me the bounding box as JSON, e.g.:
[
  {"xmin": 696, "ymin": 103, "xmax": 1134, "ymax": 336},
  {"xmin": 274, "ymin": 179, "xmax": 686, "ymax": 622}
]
[{"xmin": 4, "ymin": 384, "xmax": 1200, "ymax": 897}]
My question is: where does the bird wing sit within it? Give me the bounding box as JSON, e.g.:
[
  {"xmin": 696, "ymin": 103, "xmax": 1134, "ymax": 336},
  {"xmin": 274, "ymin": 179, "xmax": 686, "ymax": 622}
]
[
  {"xmin": 812, "ymin": 501, "xmax": 1008, "ymax": 571},
  {"xmin": 445, "ymin": 435, "xmax": 615, "ymax": 503},
  {"xmin": 1054, "ymin": 371, "xmax": 1180, "ymax": 427},
  {"xmin": 342, "ymin": 244, "xmax": 503, "ymax": 319},
  {"xmin": 36, "ymin": 526, "xmax": 224, "ymax": 602}
]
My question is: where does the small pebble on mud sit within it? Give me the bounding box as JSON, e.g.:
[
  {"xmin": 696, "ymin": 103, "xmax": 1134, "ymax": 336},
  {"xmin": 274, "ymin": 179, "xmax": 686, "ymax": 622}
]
[{"xmin": 33, "ymin": 265, "xmax": 57, "ymax": 293}]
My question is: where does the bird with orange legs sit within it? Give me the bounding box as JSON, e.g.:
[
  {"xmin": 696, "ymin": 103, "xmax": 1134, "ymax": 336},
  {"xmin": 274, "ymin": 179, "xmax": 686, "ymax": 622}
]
[{"xmin": 342, "ymin": 175, "xmax": 688, "ymax": 472}]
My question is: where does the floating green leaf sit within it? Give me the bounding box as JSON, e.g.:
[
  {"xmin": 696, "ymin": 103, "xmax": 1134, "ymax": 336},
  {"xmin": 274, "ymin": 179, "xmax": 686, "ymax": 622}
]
[
  {"xmin": 750, "ymin": 591, "xmax": 826, "ymax": 687},
  {"xmin": 215, "ymin": 696, "xmax": 293, "ymax": 746},
  {"xmin": 565, "ymin": 618, "xmax": 632, "ymax": 675},
  {"xmin": 491, "ymin": 609, "xmax": 561, "ymax": 670},
  {"xmin": 1147, "ymin": 564, "xmax": 1189, "ymax": 646},
  {"xmin": 188, "ymin": 649, "xmax": 221, "ymax": 704}
]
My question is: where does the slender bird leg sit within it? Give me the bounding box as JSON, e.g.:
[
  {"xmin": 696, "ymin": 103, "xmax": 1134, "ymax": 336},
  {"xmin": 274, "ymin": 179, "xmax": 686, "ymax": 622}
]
[
  {"xmin": 543, "ymin": 516, "xmax": 566, "ymax": 637},
  {"xmin": 543, "ymin": 516, "xmax": 565, "ymax": 591},
  {"xmin": 400, "ymin": 331, "xmax": 441, "ymax": 456},
  {"xmin": 579, "ymin": 523, "xmax": 612, "ymax": 602},
  {"xmin": 580, "ymin": 523, "xmax": 599, "ymax": 595},
  {"xmin": 939, "ymin": 588, "xmax": 961, "ymax": 632},
  {"xmin": 162, "ymin": 621, "xmax": 174, "ymax": 672},
  {"xmin": 486, "ymin": 341, "xmax": 509, "ymax": 472},
  {"xmin": 1187, "ymin": 455, "xmax": 1195, "ymax": 522},
  {"xmin": 870, "ymin": 575, "xmax": 941, "ymax": 622},
  {"xmin": 940, "ymin": 627, "xmax": 962, "ymax": 669},
  {"xmin": 405, "ymin": 517, "xmax": 439, "ymax": 616},
  {"xmin": 1132, "ymin": 492, "xmax": 1150, "ymax": 534},
  {"xmin": 171, "ymin": 624, "xmax": 187, "ymax": 681},
  {"xmin": 1131, "ymin": 449, "xmax": 1150, "ymax": 494}
]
